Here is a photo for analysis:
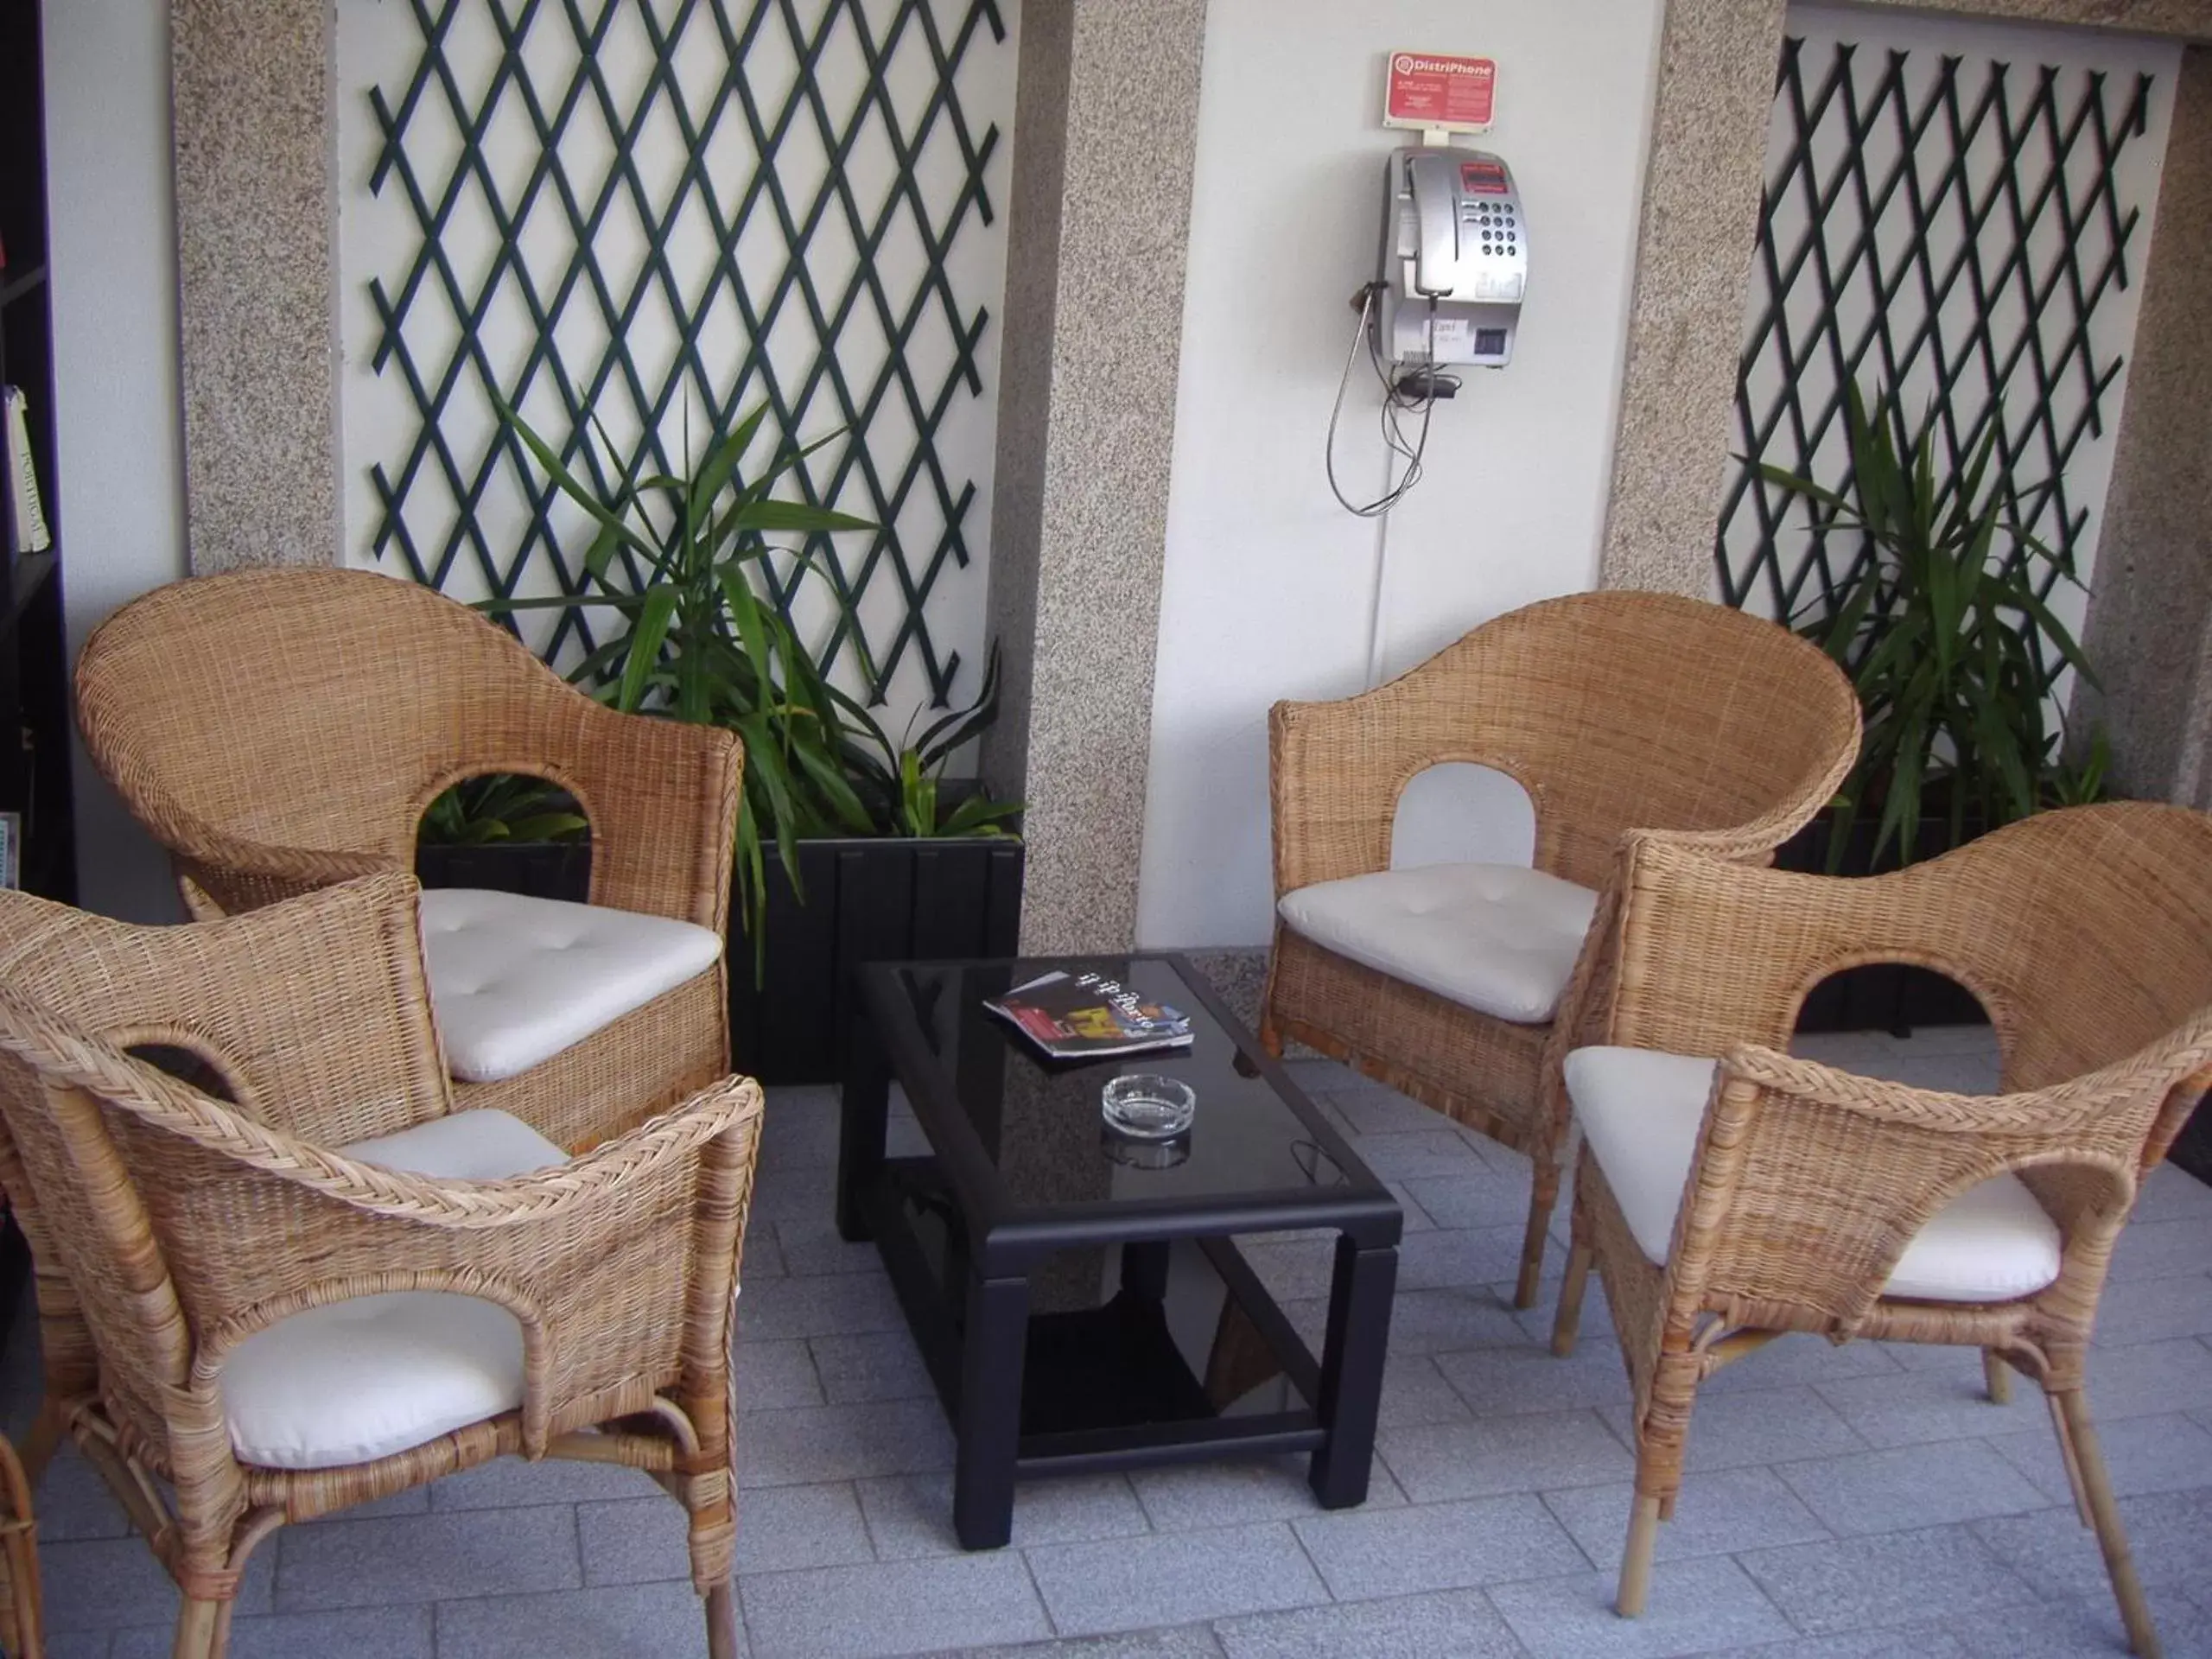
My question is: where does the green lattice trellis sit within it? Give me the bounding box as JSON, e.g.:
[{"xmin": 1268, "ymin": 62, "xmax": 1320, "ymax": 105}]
[
  {"xmin": 1719, "ymin": 35, "xmax": 2155, "ymax": 664},
  {"xmin": 366, "ymin": 0, "xmax": 1007, "ymax": 706}
]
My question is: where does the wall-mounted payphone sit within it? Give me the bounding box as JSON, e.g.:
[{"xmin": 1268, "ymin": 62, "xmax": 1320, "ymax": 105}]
[
  {"xmin": 1328, "ymin": 142, "xmax": 1529, "ymax": 518},
  {"xmin": 1375, "ymin": 147, "xmax": 1527, "ymax": 368}
]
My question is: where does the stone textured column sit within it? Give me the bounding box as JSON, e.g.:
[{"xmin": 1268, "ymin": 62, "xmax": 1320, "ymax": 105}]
[
  {"xmin": 172, "ymin": 0, "xmax": 341, "ymax": 572},
  {"xmin": 2074, "ymin": 46, "xmax": 2212, "ymax": 805},
  {"xmin": 981, "ymin": 0, "xmax": 1210, "ymax": 953},
  {"xmin": 1595, "ymin": 0, "xmax": 1788, "ymax": 598}
]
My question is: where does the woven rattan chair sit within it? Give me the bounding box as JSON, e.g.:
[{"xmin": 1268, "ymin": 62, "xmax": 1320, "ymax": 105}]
[
  {"xmin": 1262, "ymin": 590, "xmax": 1859, "ymax": 1306},
  {"xmin": 74, "ymin": 568, "xmax": 741, "ymax": 1153},
  {"xmin": 0, "ymin": 871, "xmax": 763, "ymax": 1657},
  {"xmin": 1551, "ymin": 804, "xmax": 2212, "ymax": 1655}
]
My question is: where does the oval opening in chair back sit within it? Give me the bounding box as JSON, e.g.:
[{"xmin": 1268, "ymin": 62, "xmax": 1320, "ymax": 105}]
[
  {"xmin": 1390, "ymin": 763, "xmax": 1535, "ymax": 870},
  {"xmin": 415, "ymin": 773, "xmax": 593, "ymax": 903},
  {"xmin": 124, "ymin": 1043, "xmax": 242, "ymax": 1104},
  {"xmin": 1789, "ymin": 968, "xmax": 1993, "ymax": 1084},
  {"xmin": 1794, "ymin": 963, "xmax": 1989, "ymax": 1042}
]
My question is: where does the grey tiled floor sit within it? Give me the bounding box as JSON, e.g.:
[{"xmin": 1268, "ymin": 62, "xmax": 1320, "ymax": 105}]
[{"xmin": 16, "ymin": 1029, "xmax": 2212, "ymax": 1657}]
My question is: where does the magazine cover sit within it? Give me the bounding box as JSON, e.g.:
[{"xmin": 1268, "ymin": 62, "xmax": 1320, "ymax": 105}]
[{"xmin": 984, "ymin": 969, "xmax": 1193, "ymax": 1061}]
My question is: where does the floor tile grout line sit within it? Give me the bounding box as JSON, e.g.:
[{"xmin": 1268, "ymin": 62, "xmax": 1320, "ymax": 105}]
[
  {"xmin": 1726, "ymin": 1541, "xmax": 1827, "ymax": 1641},
  {"xmin": 799, "ymin": 1330, "xmax": 834, "ymax": 1407},
  {"xmin": 1529, "ymin": 1485, "xmax": 1605, "ymax": 1577},
  {"xmin": 734, "ymin": 1556, "xmax": 760, "ymax": 1656},
  {"xmin": 1472, "ymin": 1582, "xmax": 1541, "ymax": 1658},
  {"xmin": 1280, "ymin": 1506, "xmax": 1338, "ymax": 1605},
  {"xmin": 1013, "ymin": 1540, "xmax": 1060, "ymax": 1639}
]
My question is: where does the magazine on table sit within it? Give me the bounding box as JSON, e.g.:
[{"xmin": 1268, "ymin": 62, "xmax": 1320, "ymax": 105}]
[{"xmin": 983, "ymin": 969, "xmax": 1194, "ymax": 1061}]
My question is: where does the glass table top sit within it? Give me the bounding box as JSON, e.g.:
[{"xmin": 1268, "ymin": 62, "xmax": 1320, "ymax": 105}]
[{"xmin": 883, "ymin": 956, "xmax": 1385, "ymax": 1218}]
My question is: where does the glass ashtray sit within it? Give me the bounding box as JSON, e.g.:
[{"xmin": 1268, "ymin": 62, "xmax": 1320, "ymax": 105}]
[
  {"xmin": 1102, "ymin": 1127, "xmax": 1191, "ymax": 1169},
  {"xmin": 1100, "ymin": 1072, "xmax": 1197, "ymax": 1140}
]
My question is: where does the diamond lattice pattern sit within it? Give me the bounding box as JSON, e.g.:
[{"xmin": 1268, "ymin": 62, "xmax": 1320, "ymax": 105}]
[
  {"xmin": 1719, "ymin": 27, "xmax": 2160, "ymax": 672},
  {"xmin": 358, "ymin": 0, "xmax": 1010, "ymax": 715}
]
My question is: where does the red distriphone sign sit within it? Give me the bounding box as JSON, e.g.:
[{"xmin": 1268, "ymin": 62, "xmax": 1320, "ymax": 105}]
[{"xmin": 1383, "ymin": 51, "xmax": 1497, "ymax": 134}]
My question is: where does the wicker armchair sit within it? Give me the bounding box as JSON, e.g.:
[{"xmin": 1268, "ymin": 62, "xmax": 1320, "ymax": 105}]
[
  {"xmin": 1263, "ymin": 591, "xmax": 1859, "ymax": 1306},
  {"xmin": 0, "ymin": 872, "xmax": 763, "ymax": 1658},
  {"xmin": 1551, "ymin": 804, "xmax": 2212, "ymax": 1655},
  {"xmin": 74, "ymin": 568, "xmax": 742, "ymax": 1152}
]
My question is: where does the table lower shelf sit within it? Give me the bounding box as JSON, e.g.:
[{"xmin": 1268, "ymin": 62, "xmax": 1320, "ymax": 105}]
[{"xmin": 863, "ymin": 1154, "xmax": 1329, "ymax": 1476}]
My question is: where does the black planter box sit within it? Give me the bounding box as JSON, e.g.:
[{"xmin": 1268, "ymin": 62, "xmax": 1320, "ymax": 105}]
[
  {"xmin": 418, "ymin": 835, "xmax": 1022, "ymax": 1086},
  {"xmin": 728, "ymin": 836, "xmax": 1022, "ymax": 1084},
  {"xmin": 1775, "ymin": 812, "xmax": 1991, "ymax": 1036},
  {"xmin": 416, "ymin": 841, "xmax": 593, "ymax": 903}
]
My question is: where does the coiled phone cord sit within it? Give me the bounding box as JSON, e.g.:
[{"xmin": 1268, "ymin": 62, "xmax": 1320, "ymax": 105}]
[{"xmin": 1325, "ymin": 286, "xmax": 1446, "ymax": 519}]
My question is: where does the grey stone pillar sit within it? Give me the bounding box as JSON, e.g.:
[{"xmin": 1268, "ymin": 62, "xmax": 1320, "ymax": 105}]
[
  {"xmin": 1595, "ymin": 0, "xmax": 1787, "ymax": 599},
  {"xmin": 981, "ymin": 0, "xmax": 1210, "ymax": 954},
  {"xmin": 2075, "ymin": 46, "xmax": 2212, "ymax": 806},
  {"xmin": 172, "ymin": 0, "xmax": 342, "ymax": 573}
]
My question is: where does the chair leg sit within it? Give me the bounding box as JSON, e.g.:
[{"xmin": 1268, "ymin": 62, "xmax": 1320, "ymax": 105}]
[
  {"xmin": 1551, "ymin": 1242, "xmax": 1593, "ymax": 1358},
  {"xmin": 2044, "ymin": 1389, "xmax": 2095, "ymax": 1529},
  {"xmin": 1618, "ymin": 1493, "xmax": 1663, "ymax": 1617},
  {"xmin": 1982, "ymin": 1348, "xmax": 2012, "ymax": 1405},
  {"xmin": 1513, "ymin": 1164, "xmax": 1557, "ymax": 1311},
  {"xmin": 2056, "ymin": 1389, "xmax": 2161, "ymax": 1658},
  {"xmin": 1617, "ymin": 1356, "xmax": 1698, "ymax": 1619},
  {"xmin": 704, "ymin": 1581, "xmax": 739, "ymax": 1659},
  {"xmin": 173, "ymin": 1595, "xmax": 225, "ymax": 1659},
  {"xmin": 1, "ymin": 1534, "xmax": 39, "ymax": 1659}
]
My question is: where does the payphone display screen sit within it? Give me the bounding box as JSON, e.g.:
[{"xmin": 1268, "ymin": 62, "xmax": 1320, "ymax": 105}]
[{"xmin": 1460, "ymin": 161, "xmax": 1509, "ymax": 194}]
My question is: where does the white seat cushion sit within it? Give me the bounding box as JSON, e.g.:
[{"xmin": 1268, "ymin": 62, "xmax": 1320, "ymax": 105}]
[
  {"xmin": 224, "ymin": 1108, "xmax": 569, "ymax": 1470},
  {"xmin": 1564, "ymin": 1046, "xmax": 2063, "ymax": 1303},
  {"xmin": 1278, "ymin": 862, "xmax": 1599, "ymax": 1025},
  {"xmin": 419, "ymin": 887, "xmax": 723, "ymax": 1084},
  {"xmin": 340, "ymin": 1107, "xmax": 572, "ymax": 1179}
]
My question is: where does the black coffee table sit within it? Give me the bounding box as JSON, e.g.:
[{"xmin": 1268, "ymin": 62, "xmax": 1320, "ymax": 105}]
[{"xmin": 838, "ymin": 954, "xmax": 1402, "ymax": 1549}]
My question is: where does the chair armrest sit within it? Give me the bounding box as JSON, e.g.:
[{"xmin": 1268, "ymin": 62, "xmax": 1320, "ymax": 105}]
[
  {"xmin": 170, "ymin": 829, "xmax": 404, "ymax": 919},
  {"xmin": 206, "ymin": 1071, "xmax": 763, "ymax": 1232},
  {"xmin": 532, "ymin": 699, "xmax": 741, "ymax": 931},
  {"xmin": 1654, "ymin": 1031, "xmax": 2212, "ymax": 1333}
]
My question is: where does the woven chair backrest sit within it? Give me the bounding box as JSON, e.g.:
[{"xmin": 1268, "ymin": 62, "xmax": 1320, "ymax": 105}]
[
  {"xmin": 76, "ymin": 568, "xmax": 579, "ymax": 867},
  {"xmin": 0, "ymin": 874, "xmax": 450, "ymax": 1466},
  {"xmin": 1376, "ymin": 592, "xmax": 1859, "ymax": 890},
  {"xmin": 1618, "ymin": 803, "xmax": 2212, "ymax": 1090}
]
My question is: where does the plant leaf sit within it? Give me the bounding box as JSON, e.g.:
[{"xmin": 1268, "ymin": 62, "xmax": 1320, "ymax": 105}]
[
  {"xmin": 493, "ymin": 396, "xmax": 655, "ymax": 559},
  {"xmin": 616, "ymin": 587, "xmax": 678, "ymax": 713}
]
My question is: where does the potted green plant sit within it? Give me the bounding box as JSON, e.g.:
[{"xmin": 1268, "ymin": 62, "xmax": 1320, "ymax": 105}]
[
  {"xmin": 1751, "ymin": 380, "xmax": 2103, "ymax": 1027},
  {"xmin": 416, "ymin": 400, "xmax": 1023, "ymax": 1081},
  {"xmin": 1758, "ymin": 381, "xmax": 2100, "ymax": 869}
]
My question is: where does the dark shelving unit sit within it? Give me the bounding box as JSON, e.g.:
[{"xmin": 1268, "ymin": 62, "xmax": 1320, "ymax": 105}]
[
  {"xmin": 0, "ymin": 0, "xmax": 73, "ymax": 1343},
  {"xmin": 0, "ymin": 0, "xmax": 73, "ymax": 909}
]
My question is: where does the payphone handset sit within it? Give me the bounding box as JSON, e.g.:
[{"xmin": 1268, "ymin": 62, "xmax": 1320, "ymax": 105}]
[{"xmin": 1377, "ymin": 146, "xmax": 1526, "ymax": 368}]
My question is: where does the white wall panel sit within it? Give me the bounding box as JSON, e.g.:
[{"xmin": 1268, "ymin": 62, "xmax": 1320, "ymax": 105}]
[{"xmin": 1138, "ymin": 0, "xmax": 1667, "ymax": 950}]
